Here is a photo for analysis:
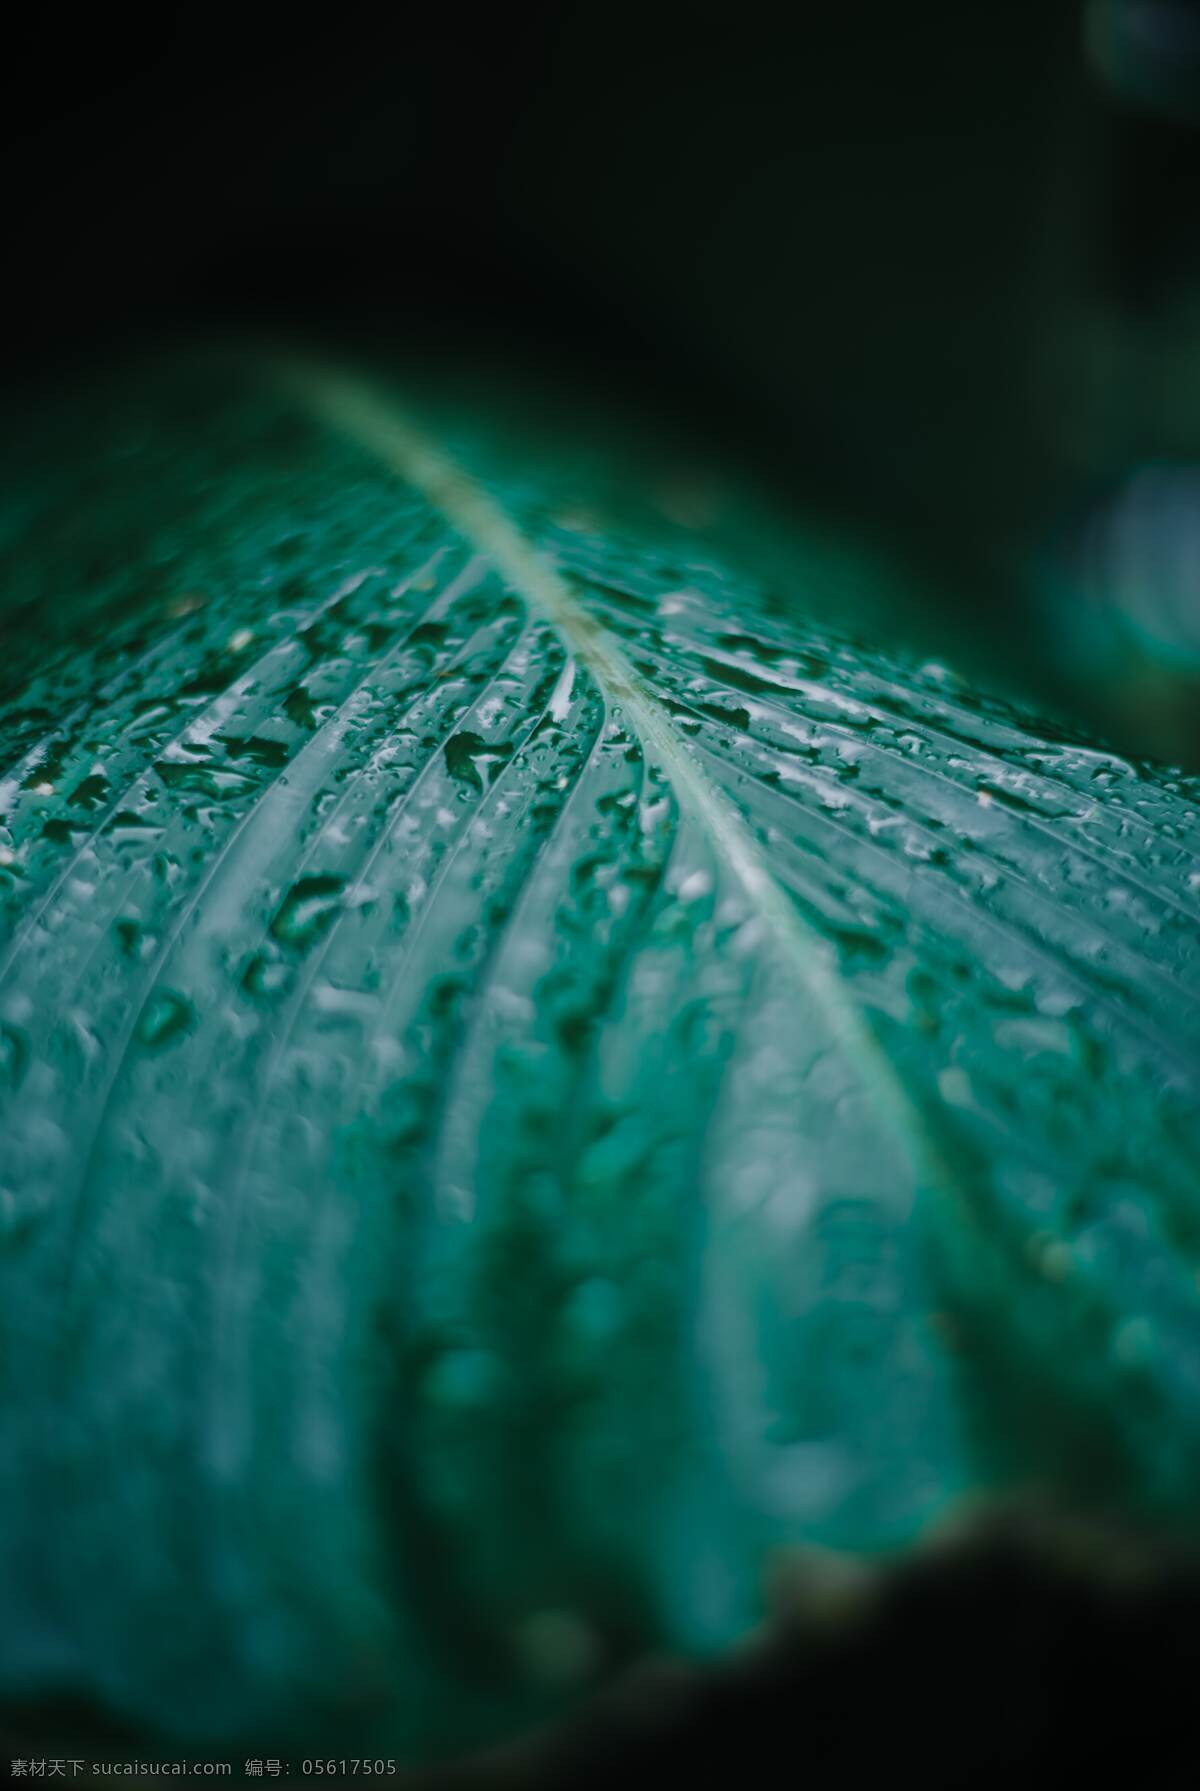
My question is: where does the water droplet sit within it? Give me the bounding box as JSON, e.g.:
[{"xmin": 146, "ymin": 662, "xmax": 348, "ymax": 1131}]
[
  {"xmin": 444, "ymin": 730, "xmax": 515, "ymax": 794},
  {"xmin": 271, "ymin": 874, "xmax": 345, "ymax": 948},
  {"xmin": 136, "ymin": 990, "xmax": 194, "ymax": 1049}
]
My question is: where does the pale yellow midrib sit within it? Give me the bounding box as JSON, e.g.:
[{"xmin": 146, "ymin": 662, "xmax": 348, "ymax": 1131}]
[{"xmin": 281, "ymin": 358, "xmax": 927, "ymax": 1185}]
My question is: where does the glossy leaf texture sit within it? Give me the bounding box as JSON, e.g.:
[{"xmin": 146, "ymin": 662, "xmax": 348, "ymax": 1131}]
[{"xmin": 1, "ymin": 357, "xmax": 1199, "ymax": 1757}]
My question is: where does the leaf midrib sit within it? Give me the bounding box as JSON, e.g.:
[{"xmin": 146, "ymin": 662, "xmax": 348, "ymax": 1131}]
[{"xmin": 283, "ymin": 359, "xmax": 931, "ymax": 1199}]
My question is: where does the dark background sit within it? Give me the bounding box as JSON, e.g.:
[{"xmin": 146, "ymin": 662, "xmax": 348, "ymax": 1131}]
[
  {"xmin": 5, "ymin": 4, "xmax": 1199, "ymax": 543},
  {"xmin": 8, "ymin": 2, "xmax": 1200, "ymax": 761}
]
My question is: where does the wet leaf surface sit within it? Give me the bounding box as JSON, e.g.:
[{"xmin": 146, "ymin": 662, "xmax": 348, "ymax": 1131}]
[{"xmin": 1, "ymin": 356, "xmax": 1198, "ymax": 1757}]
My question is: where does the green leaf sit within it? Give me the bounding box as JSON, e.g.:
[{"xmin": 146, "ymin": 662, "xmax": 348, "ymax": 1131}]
[{"xmin": 1, "ymin": 356, "xmax": 1199, "ymax": 1757}]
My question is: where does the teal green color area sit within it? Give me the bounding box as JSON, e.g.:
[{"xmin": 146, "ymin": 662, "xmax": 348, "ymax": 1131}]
[{"xmin": 0, "ymin": 357, "xmax": 1199, "ymax": 1758}]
